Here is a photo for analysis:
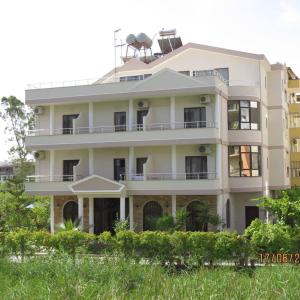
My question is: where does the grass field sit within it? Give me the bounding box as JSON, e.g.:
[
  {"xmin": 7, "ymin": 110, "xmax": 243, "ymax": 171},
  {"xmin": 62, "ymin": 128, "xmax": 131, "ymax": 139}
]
[{"xmin": 0, "ymin": 257, "xmax": 299, "ymax": 300}]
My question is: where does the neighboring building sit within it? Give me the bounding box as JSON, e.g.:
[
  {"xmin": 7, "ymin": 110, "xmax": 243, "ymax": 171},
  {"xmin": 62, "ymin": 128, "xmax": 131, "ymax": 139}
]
[
  {"xmin": 288, "ymin": 68, "xmax": 300, "ymax": 186},
  {"xmin": 25, "ymin": 36, "xmax": 291, "ymax": 234},
  {"xmin": 0, "ymin": 161, "xmax": 14, "ymax": 182}
]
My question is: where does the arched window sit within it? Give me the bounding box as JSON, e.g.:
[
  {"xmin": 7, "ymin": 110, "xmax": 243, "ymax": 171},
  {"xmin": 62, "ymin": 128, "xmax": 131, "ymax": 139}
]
[
  {"xmin": 143, "ymin": 201, "xmax": 163, "ymax": 231},
  {"xmin": 226, "ymin": 199, "xmax": 231, "ymax": 228},
  {"xmin": 63, "ymin": 201, "xmax": 78, "ymax": 223},
  {"xmin": 186, "ymin": 201, "xmax": 208, "ymax": 232}
]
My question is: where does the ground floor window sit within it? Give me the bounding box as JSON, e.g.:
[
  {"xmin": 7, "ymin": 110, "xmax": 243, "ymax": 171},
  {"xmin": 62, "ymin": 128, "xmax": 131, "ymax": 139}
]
[
  {"xmin": 186, "ymin": 201, "xmax": 208, "ymax": 232},
  {"xmin": 63, "ymin": 201, "xmax": 78, "ymax": 223},
  {"xmin": 143, "ymin": 201, "xmax": 163, "ymax": 231},
  {"xmin": 245, "ymin": 206, "xmax": 259, "ymax": 228}
]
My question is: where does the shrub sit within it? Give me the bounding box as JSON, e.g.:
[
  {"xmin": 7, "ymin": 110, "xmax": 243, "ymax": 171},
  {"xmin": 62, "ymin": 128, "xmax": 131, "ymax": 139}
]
[
  {"xmin": 116, "ymin": 230, "xmax": 138, "ymax": 258},
  {"xmin": 114, "ymin": 219, "xmax": 130, "ymax": 233},
  {"xmin": 155, "ymin": 214, "xmax": 175, "ymax": 232}
]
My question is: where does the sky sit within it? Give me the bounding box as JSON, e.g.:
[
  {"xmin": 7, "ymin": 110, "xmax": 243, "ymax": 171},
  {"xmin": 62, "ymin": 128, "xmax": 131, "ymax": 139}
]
[{"xmin": 0, "ymin": 0, "xmax": 300, "ymax": 160}]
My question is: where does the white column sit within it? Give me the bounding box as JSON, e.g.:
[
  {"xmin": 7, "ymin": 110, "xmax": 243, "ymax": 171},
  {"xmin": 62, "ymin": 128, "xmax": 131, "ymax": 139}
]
[
  {"xmin": 214, "ymin": 94, "xmax": 221, "ymax": 129},
  {"xmin": 171, "ymin": 145, "xmax": 177, "ymax": 179},
  {"xmin": 170, "ymin": 96, "xmax": 175, "ymax": 129},
  {"xmin": 89, "ymin": 148, "xmax": 94, "ymax": 176},
  {"xmin": 171, "ymin": 195, "xmax": 176, "ymax": 218},
  {"xmin": 50, "ymin": 149, "xmax": 55, "ymax": 182},
  {"xmin": 78, "ymin": 197, "xmax": 84, "ymax": 231},
  {"xmin": 216, "ymin": 144, "xmax": 222, "ymax": 182},
  {"xmin": 128, "ymin": 99, "xmax": 133, "ymax": 131},
  {"xmin": 50, "ymin": 105, "xmax": 54, "ymax": 135},
  {"xmin": 89, "ymin": 102, "xmax": 94, "ymax": 133},
  {"xmin": 89, "ymin": 198, "xmax": 94, "ymax": 234},
  {"xmin": 129, "ymin": 196, "xmax": 134, "ymax": 230},
  {"xmin": 50, "ymin": 196, "xmax": 55, "ymax": 234},
  {"xmin": 129, "ymin": 147, "xmax": 134, "ymax": 177},
  {"xmin": 120, "ymin": 196, "xmax": 126, "ymax": 221}
]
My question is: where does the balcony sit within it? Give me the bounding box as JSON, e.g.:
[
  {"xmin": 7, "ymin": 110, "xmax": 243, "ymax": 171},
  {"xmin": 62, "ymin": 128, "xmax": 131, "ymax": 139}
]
[
  {"xmin": 25, "ymin": 121, "xmax": 220, "ymax": 150},
  {"xmin": 25, "ymin": 172, "xmax": 220, "ymax": 196}
]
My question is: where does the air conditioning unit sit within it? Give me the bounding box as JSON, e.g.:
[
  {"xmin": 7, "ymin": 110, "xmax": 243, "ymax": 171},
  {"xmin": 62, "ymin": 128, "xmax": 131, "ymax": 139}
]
[
  {"xmin": 34, "ymin": 151, "xmax": 46, "ymax": 160},
  {"xmin": 137, "ymin": 100, "xmax": 149, "ymax": 109},
  {"xmin": 198, "ymin": 145, "xmax": 211, "ymax": 154},
  {"xmin": 199, "ymin": 95, "xmax": 211, "ymax": 104},
  {"xmin": 34, "ymin": 106, "xmax": 44, "ymax": 115}
]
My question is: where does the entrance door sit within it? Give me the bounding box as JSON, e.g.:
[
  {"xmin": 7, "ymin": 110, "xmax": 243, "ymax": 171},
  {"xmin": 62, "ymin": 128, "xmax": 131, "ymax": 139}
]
[
  {"xmin": 63, "ymin": 160, "xmax": 79, "ymax": 181},
  {"xmin": 245, "ymin": 206, "xmax": 259, "ymax": 228},
  {"xmin": 114, "ymin": 112, "xmax": 126, "ymax": 132},
  {"xmin": 63, "ymin": 114, "xmax": 79, "ymax": 134},
  {"xmin": 137, "ymin": 110, "xmax": 148, "ymax": 131},
  {"xmin": 136, "ymin": 157, "xmax": 147, "ymax": 175},
  {"xmin": 114, "ymin": 158, "xmax": 125, "ymax": 181},
  {"xmin": 93, "ymin": 198, "xmax": 129, "ymax": 234}
]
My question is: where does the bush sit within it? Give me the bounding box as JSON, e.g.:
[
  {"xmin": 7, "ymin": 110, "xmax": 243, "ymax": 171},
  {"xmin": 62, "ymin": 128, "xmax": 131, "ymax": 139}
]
[
  {"xmin": 116, "ymin": 230, "xmax": 138, "ymax": 258},
  {"xmin": 244, "ymin": 219, "xmax": 292, "ymax": 257},
  {"xmin": 155, "ymin": 215, "xmax": 175, "ymax": 232}
]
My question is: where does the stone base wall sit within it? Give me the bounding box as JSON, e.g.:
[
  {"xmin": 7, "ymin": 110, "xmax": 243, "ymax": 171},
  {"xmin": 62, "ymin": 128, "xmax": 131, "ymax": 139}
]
[{"xmin": 53, "ymin": 196, "xmax": 89, "ymax": 232}]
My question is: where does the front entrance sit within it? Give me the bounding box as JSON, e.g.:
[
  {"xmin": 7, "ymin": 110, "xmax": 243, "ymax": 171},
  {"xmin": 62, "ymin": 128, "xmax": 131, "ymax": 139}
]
[
  {"xmin": 245, "ymin": 206, "xmax": 259, "ymax": 228},
  {"xmin": 94, "ymin": 198, "xmax": 129, "ymax": 234}
]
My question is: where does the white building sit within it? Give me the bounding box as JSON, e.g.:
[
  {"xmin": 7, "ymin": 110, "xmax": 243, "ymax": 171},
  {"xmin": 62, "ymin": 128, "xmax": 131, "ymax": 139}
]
[{"xmin": 25, "ymin": 38, "xmax": 290, "ymax": 234}]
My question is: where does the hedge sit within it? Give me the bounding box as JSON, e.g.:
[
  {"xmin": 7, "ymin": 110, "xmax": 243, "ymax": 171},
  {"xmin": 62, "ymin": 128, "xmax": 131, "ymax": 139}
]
[{"xmin": 0, "ymin": 220, "xmax": 298, "ymax": 265}]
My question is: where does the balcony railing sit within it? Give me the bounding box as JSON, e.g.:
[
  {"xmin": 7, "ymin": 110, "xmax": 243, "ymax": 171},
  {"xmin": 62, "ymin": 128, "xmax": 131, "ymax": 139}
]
[
  {"xmin": 26, "ymin": 175, "xmax": 85, "ymax": 182},
  {"xmin": 28, "ymin": 121, "xmax": 216, "ymax": 136},
  {"xmin": 121, "ymin": 172, "xmax": 217, "ymax": 181}
]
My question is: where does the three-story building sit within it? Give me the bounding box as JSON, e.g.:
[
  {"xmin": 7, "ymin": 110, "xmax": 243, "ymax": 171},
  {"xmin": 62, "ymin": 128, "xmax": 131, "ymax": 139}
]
[{"xmin": 25, "ymin": 41, "xmax": 290, "ymax": 233}]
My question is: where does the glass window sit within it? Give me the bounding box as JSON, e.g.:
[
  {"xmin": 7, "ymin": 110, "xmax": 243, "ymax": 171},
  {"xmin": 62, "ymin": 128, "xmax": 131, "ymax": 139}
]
[
  {"xmin": 143, "ymin": 201, "xmax": 163, "ymax": 231},
  {"xmin": 228, "ymin": 100, "xmax": 260, "ymax": 130},
  {"xmin": 228, "ymin": 146, "xmax": 261, "ymax": 177}
]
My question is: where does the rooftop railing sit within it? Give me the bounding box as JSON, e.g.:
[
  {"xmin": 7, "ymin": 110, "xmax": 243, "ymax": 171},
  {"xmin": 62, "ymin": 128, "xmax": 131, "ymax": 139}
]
[
  {"xmin": 26, "ymin": 175, "xmax": 85, "ymax": 182},
  {"xmin": 28, "ymin": 121, "xmax": 216, "ymax": 136}
]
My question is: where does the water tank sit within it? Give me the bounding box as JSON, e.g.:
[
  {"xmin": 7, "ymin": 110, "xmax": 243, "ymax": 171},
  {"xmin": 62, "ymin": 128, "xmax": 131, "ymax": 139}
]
[
  {"xmin": 159, "ymin": 29, "xmax": 177, "ymax": 37},
  {"xmin": 136, "ymin": 33, "xmax": 153, "ymax": 49},
  {"xmin": 126, "ymin": 34, "xmax": 142, "ymax": 49}
]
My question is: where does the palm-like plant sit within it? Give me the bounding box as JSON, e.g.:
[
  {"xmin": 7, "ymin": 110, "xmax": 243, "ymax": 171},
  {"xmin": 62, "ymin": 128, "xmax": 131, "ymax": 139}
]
[{"xmin": 56, "ymin": 218, "xmax": 82, "ymax": 232}]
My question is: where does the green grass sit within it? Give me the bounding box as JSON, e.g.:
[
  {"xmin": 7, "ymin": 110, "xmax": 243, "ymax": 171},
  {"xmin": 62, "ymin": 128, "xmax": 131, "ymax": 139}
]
[{"xmin": 0, "ymin": 257, "xmax": 299, "ymax": 300}]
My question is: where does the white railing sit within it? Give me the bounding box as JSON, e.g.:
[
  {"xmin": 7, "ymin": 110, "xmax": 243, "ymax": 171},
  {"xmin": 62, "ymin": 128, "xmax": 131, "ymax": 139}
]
[
  {"xmin": 28, "ymin": 121, "xmax": 216, "ymax": 136},
  {"xmin": 26, "ymin": 175, "xmax": 85, "ymax": 182},
  {"xmin": 121, "ymin": 172, "xmax": 217, "ymax": 181}
]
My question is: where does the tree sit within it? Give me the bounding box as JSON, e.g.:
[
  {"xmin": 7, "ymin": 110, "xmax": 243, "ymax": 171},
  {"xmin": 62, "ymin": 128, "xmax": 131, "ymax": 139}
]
[
  {"xmin": 0, "ymin": 96, "xmax": 49, "ymax": 231},
  {"xmin": 257, "ymin": 188, "xmax": 300, "ymax": 228}
]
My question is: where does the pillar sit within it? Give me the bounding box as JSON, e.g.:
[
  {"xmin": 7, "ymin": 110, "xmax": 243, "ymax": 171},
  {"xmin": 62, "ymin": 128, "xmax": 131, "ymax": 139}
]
[
  {"xmin": 50, "ymin": 105, "xmax": 54, "ymax": 135},
  {"xmin": 89, "ymin": 198, "xmax": 94, "ymax": 234},
  {"xmin": 217, "ymin": 194, "xmax": 224, "ymax": 231},
  {"xmin": 171, "ymin": 195, "xmax": 176, "ymax": 218},
  {"xmin": 50, "ymin": 149, "xmax": 55, "ymax": 181},
  {"xmin": 120, "ymin": 196, "xmax": 126, "ymax": 221},
  {"xmin": 216, "ymin": 144, "xmax": 222, "ymax": 181},
  {"xmin": 89, "ymin": 102, "xmax": 94, "ymax": 133},
  {"xmin": 128, "ymin": 99, "xmax": 133, "ymax": 131},
  {"xmin": 171, "ymin": 145, "xmax": 177, "ymax": 179},
  {"xmin": 50, "ymin": 196, "xmax": 55, "ymax": 234},
  {"xmin": 78, "ymin": 196, "xmax": 84, "ymax": 231},
  {"xmin": 129, "ymin": 147, "xmax": 134, "ymax": 178},
  {"xmin": 214, "ymin": 94, "xmax": 221, "ymax": 129},
  {"xmin": 170, "ymin": 96, "xmax": 175, "ymax": 129},
  {"xmin": 89, "ymin": 148, "xmax": 94, "ymax": 175},
  {"xmin": 129, "ymin": 196, "xmax": 134, "ymax": 230}
]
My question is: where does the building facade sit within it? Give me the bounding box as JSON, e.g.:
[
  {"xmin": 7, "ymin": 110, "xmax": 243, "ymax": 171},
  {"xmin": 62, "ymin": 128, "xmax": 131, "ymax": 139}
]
[
  {"xmin": 25, "ymin": 42, "xmax": 291, "ymax": 234},
  {"xmin": 0, "ymin": 161, "xmax": 14, "ymax": 183}
]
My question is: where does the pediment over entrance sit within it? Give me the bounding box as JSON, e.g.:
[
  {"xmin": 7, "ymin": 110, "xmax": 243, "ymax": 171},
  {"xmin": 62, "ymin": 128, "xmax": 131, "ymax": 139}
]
[{"xmin": 69, "ymin": 175, "xmax": 125, "ymax": 195}]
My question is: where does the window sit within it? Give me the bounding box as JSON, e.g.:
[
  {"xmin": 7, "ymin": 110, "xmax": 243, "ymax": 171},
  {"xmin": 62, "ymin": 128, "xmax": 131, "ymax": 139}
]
[
  {"xmin": 291, "ymin": 161, "xmax": 300, "ymax": 177},
  {"xmin": 186, "ymin": 201, "xmax": 208, "ymax": 232},
  {"xmin": 63, "ymin": 160, "xmax": 79, "ymax": 181},
  {"xmin": 119, "ymin": 74, "xmax": 152, "ymax": 82},
  {"xmin": 114, "ymin": 112, "xmax": 126, "ymax": 132},
  {"xmin": 228, "ymin": 146, "xmax": 261, "ymax": 177},
  {"xmin": 226, "ymin": 199, "xmax": 231, "ymax": 228},
  {"xmin": 184, "ymin": 107, "xmax": 206, "ymax": 128},
  {"xmin": 228, "ymin": 100, "xmax": 260, "ymax": 130},
  {"xmin": 143, "ymin": 201, "xmax": 163, "ymax": 231},
  {"xmin": 185, "ymin": 156, "xmax": 208, "ymax": 179},
  {"xmin": 136, "ymin": 157, "xmax": 147, "ymax": 175},
  {"xmin": 63, "ymin": 114, "xmax": 79, "ymax": 134},
  {"xmin": 215, "ymin": 68, "xmax": 229, "ymax": 83},
  {"xmin": 114, "ymin": 158, "xmax": 125, "ymax": 181},
  {"xmin": 137, "ymin": 110, "xmax": 148, "ymax": 131},
  {"xmin": 179, "ymin": 70, "xmax": 190, "ymax": 76},
  {"xmin": 63, "ymin": 201, "xmax": 78, "ymax": 222}
]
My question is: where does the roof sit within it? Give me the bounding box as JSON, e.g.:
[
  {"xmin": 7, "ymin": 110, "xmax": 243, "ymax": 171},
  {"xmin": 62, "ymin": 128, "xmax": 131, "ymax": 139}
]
[{"xmin": 100, "ymin": 42, "xmax": 269, "ymax": 80}]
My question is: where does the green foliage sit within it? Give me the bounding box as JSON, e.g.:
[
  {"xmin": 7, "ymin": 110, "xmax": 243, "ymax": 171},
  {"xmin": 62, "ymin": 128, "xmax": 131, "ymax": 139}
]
[
  {"xmin": 113, "ymin": 218, "xmax": 130, "ymax": 233},
  {"xmin": 244, "ymin": 219, "xmax": 292, "ymax": 255},
  {"xmin": 257, "ymin": 188, "xmax": 300, "ymax": 227},
  {"xmin": 155, "ymin": 214, "xmax": 175, "ymax": 231},
  {"xmin": 56, "ymin": 218, "xmax": 82, "ymax": 232},
  {"xmin": 116, "ymin": 230, "xmax": 138, "ymax": 258},
  {"xmin": 175, "ymin": 208, "xmax": 188, "ymax": 231}
]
